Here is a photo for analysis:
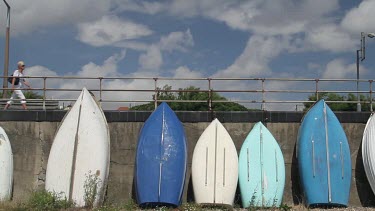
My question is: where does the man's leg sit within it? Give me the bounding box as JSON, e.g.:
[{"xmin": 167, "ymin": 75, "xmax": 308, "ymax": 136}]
[
  {"xmin": 21, "ymin": 103, "xmax": 27, "ymax": 110},
  {"xmin": 16, "ymin": 90, "xmax": 27, "ymax": 110},
  {"xmin": 4, "ymin": 103, "xmax": 10, "ymax": 110},
  {"xmin": 3, "ymin": 92, "xmax": 15, "ymax": 110}
]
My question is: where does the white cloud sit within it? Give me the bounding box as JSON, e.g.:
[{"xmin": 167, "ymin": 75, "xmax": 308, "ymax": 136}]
[
  {"xmin": 26, "ymin": 66, "xmax": 62, "ymax": 93},
  {"xmin": 159, "ymin": 29, "xmax": 194, "ymax": 52},
  {"xmin": 77, "ymin": 16, "xmax": 153, "ymax": 47},
  {"xmin": 110, "ymin": 0, "xmax": 355, "ymax": 54},
  {"xmin": 305, "ymin": 24, "xmax": 356, "ymax": 52},
  {"xmin": 173, "ymin": 66, "xmax": 203, "ymax": 78},
  {"xmin": 27, "ymin": 66, "xmax": 59, "ymax": 77},
  {"xmin": 341, "ymin": 0, "xmax": 375, "ymax": 34},
  {"xmin": 150, "ymin": 66, "xmax": 205, "ymax": 91},
  {"xmin": 308, "ymin": 62, "xmax": 322, "ymax": 71},
  {"xmin": 213, "ymin": 35, "xmax": 287, "ymax": 78},
  {"xmin": 136, "ymin": 29, "xmax": 195, "ymax": 71},
  {"xmin": 0, "ymin": 0, "xmax": 111, "ymax": 35},
  {"xmin": 77, "ymin": 50, "xmax": 126, "ymax": 77},
  {"xmin": 111, "ymin": 0, "xmax": 166, "ymax": 15},
  {"xmin": 138, "ymin": 45, "xmax": 163, "ymax": 70},
  {"xmin": 44, "ymin": 53, "xmax": 147, "ymax": 110},
  {"xmin": 115, "ymin": 0, "xmax": 339, "ymax": 36},
  {"xmin": 321, "ymin": 58, "xmax": 361, "ymax": 79},
  {"xmin": 115, "ymin": 41, "xmax": 149, "ymax": 51}
]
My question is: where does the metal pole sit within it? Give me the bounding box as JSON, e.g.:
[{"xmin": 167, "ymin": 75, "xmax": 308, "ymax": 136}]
[
  {"xmin": 154, "ymin": 78, "xmax": 158, "ymax": 110},
  {"xmin": 361, "ymin": 32, "xmax": 366, "ymax": 61},
  {"xmin": 315, "ymin": 79, "xmax": 319, "ymax": 100},
  {"xmin": 99, "ymin": 77, "xmax": 103, "ymax": 106},
  {"xmin": 208, "ymin": 78, "xmax": 212, "ymax": 112},
  {"xmin": 261, "ymin": 79, "xmax": 265, "ymax": 110},
  {"xmin": 357, "ymin": 50, "xmax": 361, "ymax": 111},
  {"xmin": 359, "ymin": 32, "xmax": 375, "ymax": 111},
  {"xmin": 43, "ymin": 77, "xmax": 46, "ymax": 110},
  {"xmin": 2, "ymin": 0, "xmax": 10, "ymax": 99},
  {"xmin": 370, "ymin": 80, "xmax": 373, "ymax": 112}
]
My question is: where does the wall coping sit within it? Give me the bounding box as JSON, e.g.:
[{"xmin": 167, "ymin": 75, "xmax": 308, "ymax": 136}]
[{"xmin": 0, "ymin": 110, "xmax": 371, "ymax": 123}]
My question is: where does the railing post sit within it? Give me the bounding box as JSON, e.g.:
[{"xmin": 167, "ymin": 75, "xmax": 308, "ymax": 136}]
[
  {"xmin": 2, "ymin": 0, "xmax": 10, "ymax": 99},
  {"xmin": 208, "ymin": 78, "xmax": 212, "ymax": 112},
  {"xmin": 370, "ymin": 80, "xmax": 373, "ymax": 112},
  {"xmin": 99, "ymin": 77, "xmax": 103, "ymax": 106},
  {"xmin": 43, "ymin": 77, "xmax": 46, "ymax": 110},
  {"xmin": 315, "ymin": 79, "xmax": 319, "ymax": 101},
  {"xmin": 154, "ymin": 78, "xmax": 158, "ymax": 110},
  {"xmin": 261, "ymin": 78, "xmax": 265, "ymax": 110}
]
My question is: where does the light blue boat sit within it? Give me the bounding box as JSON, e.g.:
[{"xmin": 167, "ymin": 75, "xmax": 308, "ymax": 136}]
[
  {"xmin": 297, "ymin": 99, "xmax": 351, "ymax": 207},
  {"xmin": 238, "ymin": 122, "xmax": 285, "ymax": 208}
]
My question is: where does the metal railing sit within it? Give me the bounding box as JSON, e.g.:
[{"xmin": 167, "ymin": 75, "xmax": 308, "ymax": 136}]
[{"xmin": 1, "ymin": 76, "xmax": 374, "ymax": 111}]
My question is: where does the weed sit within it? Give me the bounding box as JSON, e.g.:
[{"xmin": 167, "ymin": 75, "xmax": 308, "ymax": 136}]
[
  {"xmin": 92, "ymin": 199, "xmax": 138, "ymax": 211},
  {"xmin": 271, "ymin": 191, "xmax": 278, "ymax": 207},
  {"xmin": 122, "ymin": 198, "xmax": 138, "ymax": 211},
  {"xmin": 93, "ymin": 204, "xmax": 120, "ymax": 211},
  {"xmin": 279, "ymin": 203, "xmax": 292, "ymax": 211},
  {"xmin": 84, "ymin": 170, "xmax": 102, "ymax": 208},
  {"xmin": 0, "ymin": 201, "xmax": 25, "ymax": 210},
  {"xmin": 25, "ymin": 190, "xmax": 74, "ymax": 210},
  {"xmin": 248, "ymin": 188, "xmax": 259, "ymax": 210}
]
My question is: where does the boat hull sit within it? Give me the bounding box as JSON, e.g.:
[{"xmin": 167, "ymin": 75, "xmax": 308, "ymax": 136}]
[
  {"xmin": 297, "ymin": 100, "xmax": 351, "ymax": 206},
  {"xmin": 0, "ymin": 127, "xmax": 13, "ymax": 201},
  {"xmin": 238, "ymin": 122, "xmax": 285, "ymax": 208},
  {"xmin": 192, "ymin": 118, "xmax": 238, "ymax": 206},
  {"xmin": 362, "ymin": 114, "xmax": 375, "ymax": 196},
  {"xmin": 45, "ymin": 88, "xmax": 110, "ymax": 207},
  {"xmin": 135, "ymin": 102, "xmax": 187, "ymax": 207}
]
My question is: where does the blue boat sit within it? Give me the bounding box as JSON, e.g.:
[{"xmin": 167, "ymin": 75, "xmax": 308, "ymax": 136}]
[
  {"xmin": 297, "ymin": 99, "xmax": 351, "ymax": 207},
  {"xmin": 135, "ymin": 102, "xmax": 187, "ymax": 207},
  {"xmin": 238, "ymin": 122, "xmax": 285, "ymax": 208}
]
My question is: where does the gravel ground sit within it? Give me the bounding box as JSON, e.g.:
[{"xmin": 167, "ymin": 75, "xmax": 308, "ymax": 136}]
[{"xmin": 230, "ymin": 207, "xmax": 375, "ymax": 211}]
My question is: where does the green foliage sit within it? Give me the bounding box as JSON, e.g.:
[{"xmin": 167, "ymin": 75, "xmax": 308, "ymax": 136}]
[
  {"xmin": 93, "ymin": 199, "xmax": 138, "ymax": 211},
  {"xmin": 247, "ymin": 190, "xmax": 258, "ymax": 211},
  {"xmin": 279, "ymin": 203, "xmax": 292, "ymax": 211},
  {"xmin": 84, "ymin": 170, "xmax": 102, "ymax": 208},
  {"xmin": 25, "ymin": 190, "xmax": 74, "ymax": 211},
  {"xmin": 130, "ymin": 85, "xmax": 249, "ymax": 111},
  {"xmin": 24, "ymin": 91, "xmax": 43, "ymax": 99},
  {"xmin": 120, "ymin": 199, "xmax": 139, "ymax": 211},
  {"xmin": 0, "ymin": 91, "xmax": 43, "ymax": 99},
  {"xmin": 303, "ymin": 93, "xmax": 374, "ymax": 111}
]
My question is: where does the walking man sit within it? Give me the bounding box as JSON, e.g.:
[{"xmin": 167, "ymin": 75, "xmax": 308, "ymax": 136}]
[{"xmin": 4, "ymin": 61, "xmax": 31, "ymax": 110}]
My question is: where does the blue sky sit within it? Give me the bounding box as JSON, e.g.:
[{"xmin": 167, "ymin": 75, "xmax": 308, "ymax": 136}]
[{"xmin": 1, "ymin": 0, "xmax": 375, "ymax": 110}]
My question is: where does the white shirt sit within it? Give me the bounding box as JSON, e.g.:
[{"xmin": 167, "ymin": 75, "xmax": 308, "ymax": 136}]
[{"xmin": 12, "ymin": 69, "xmax": 24, "ymax": 88}]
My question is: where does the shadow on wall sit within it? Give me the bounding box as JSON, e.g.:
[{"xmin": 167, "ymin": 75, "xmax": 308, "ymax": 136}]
[
  {"xmin": 355, "ymin": 143, "xmax": 375, "ymax": 206},
  {"xmin": 291, "ymin": 143, "xmax": 303, "ymax": 205},
  {"xmin": 186, "ymin": 175, "xmax": 194, "ymax": 202}
]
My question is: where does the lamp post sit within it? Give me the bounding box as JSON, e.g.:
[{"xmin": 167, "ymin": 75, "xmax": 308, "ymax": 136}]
[
  {"xmin": 2, "ymin": 0, "xmax": 10, "ymax": 99},
  {"xmin": 356, "ymin": 32, "xmax": 375, "ymax": 111}
]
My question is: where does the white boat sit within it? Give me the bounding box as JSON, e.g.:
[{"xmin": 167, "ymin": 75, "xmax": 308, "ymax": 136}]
[
  {"xmin": 362, "ymin": 113, "xmax": 375, "ymax": 195},
  {"xmin": 192, "ymin": 118, "xmax": 238, "ymax": 206},
  {"xmin": 45, "ymin": 88, "xmax": 110, "ymax": 207},
  {"xmin": 0, "ymin": 126, "xmax": 13, "ymax": 201}
]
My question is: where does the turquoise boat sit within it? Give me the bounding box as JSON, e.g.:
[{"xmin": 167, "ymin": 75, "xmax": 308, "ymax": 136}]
[{"xmin": 238, "ymin": 122, "xmax": 285, "ymax": 208}]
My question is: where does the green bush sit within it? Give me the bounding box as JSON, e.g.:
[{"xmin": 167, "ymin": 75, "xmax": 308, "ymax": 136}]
[{"xmin": 26, "ymin": 190, "xmax": 74, "ymax": 210}]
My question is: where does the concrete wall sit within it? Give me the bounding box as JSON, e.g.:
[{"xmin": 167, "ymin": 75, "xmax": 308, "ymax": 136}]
[{"xmin": 1, "ymin": 121, "xmax": 374, "ymax": 207}]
